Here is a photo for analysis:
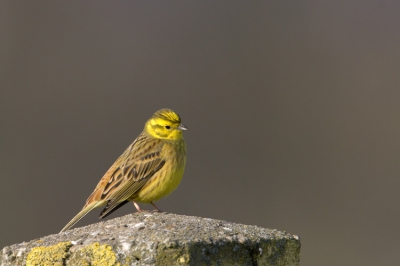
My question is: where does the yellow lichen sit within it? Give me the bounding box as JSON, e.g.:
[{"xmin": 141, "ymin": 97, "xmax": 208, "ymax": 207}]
[
  {"xmin": 78, "ymin": 242, "xmax": 120, "ymax": 266},
  {"xmin": 25, "ymin": 241, "xmax": 119, "ymax": 265},
  {"xmin": 26, "ymin": 242, "xmax": 72, "ymax": 266}
]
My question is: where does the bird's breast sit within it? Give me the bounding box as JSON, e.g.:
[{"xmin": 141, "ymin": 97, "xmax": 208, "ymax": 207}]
[{"xmin": 133, "ymin": 140, "xmax": 186, "ymax": 203}]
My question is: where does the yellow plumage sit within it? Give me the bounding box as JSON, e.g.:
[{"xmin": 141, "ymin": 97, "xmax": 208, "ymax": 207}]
[{"xmin": 60, "ymin": 108, "xmax": 187, "ymax": 232}]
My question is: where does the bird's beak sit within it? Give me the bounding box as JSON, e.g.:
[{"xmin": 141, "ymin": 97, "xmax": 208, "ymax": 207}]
[{"xmin": 177, "ymin": 123, "xmax": 188, "ymax": 131}]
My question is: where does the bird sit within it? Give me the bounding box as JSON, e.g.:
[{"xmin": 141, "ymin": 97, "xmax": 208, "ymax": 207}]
[{"xmin": 60, "ymin": 108, "xmax": 187, "ymax": 232}]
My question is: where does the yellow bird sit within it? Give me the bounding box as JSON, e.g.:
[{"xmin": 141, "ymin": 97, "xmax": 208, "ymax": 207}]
[{"xmin": 60, "ymin": 108, "xmax": 187, "ymax": 232}]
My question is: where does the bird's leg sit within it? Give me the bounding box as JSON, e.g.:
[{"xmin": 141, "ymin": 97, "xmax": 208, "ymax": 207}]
[
  {"xmin": 151, "ymin": 202, "xmax": 163, "ymax": 212},
  {"xmin": 133, "ymin": 201, "xmax": 162, "ymax": 212},
  {"xmin": 133, "ymin": 201, "xmax": 144, "ymax": 212}
]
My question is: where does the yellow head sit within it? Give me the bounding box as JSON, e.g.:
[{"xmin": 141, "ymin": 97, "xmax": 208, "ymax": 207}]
[{"xmin": 145, "ymin": 109, "xmax": 187, "ymax": 140}]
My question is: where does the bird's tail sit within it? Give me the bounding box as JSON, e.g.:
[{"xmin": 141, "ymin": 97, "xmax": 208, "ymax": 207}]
[{"xmin": 59, "ymin": 201, "xmax": 103, "ymax": 233}]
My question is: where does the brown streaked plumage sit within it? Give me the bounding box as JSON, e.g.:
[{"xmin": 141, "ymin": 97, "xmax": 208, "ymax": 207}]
[{"xmin": 60, "ymin": 108, "xmax": 187, "ymax": 232}]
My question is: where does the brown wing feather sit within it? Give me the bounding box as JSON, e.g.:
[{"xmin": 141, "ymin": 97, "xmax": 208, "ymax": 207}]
[
  {"xmin": 83, "ymin": 133, "xmax": 166, "ymax": 218},
  {"xmin": 99, "ymin": 158, "xmax": 165, "ymax": 218}
]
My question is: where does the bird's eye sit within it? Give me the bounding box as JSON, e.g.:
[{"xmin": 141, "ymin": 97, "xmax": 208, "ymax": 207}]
[{"xmin": 165, "ymin": 126, "xmax": 171, "ymax": 129}]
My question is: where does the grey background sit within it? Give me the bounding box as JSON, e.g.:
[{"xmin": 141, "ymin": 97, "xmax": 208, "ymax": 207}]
[{"xmin": 1, "ymin": 1, "xmax": 399, "ymax": 265}]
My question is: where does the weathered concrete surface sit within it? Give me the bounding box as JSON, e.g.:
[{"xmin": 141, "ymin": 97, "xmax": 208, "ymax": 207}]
[{"xmin": 1, "ymin": 213, "xmax": 300, "ymax": 265}]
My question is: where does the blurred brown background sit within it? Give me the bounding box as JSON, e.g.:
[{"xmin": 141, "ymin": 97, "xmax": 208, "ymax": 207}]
[{"xmin": 1, "ymin": 1, "xmax": 400, "ymax": 265}]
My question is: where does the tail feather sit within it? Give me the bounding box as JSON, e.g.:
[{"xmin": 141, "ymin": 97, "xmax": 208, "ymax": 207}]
[
  {"xmin": 99, "ymin": 200, "xmax": 129, "ymax": 219},
  {"xmin": 59, "ymin": 201, "xmax": 104, "ymax": 233}
]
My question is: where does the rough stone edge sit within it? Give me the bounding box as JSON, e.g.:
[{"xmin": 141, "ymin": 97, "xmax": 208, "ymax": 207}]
[{"xmin": 1, "ymin": 214, "xmax": 300, "ymax": 266}]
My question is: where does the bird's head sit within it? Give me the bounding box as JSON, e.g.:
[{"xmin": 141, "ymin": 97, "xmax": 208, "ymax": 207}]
[{"xmin": 145, "ymin": 108, "xmax": 187, "ymax": 140}]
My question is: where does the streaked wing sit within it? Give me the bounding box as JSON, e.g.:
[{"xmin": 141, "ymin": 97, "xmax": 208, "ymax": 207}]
[
  {"xmin": 87, "ymin": 133, "xmax": 166, "ymax": 217},
  {"xmin": 99, "ymin": 156, "xmax": 165, "ymax": 217}
]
